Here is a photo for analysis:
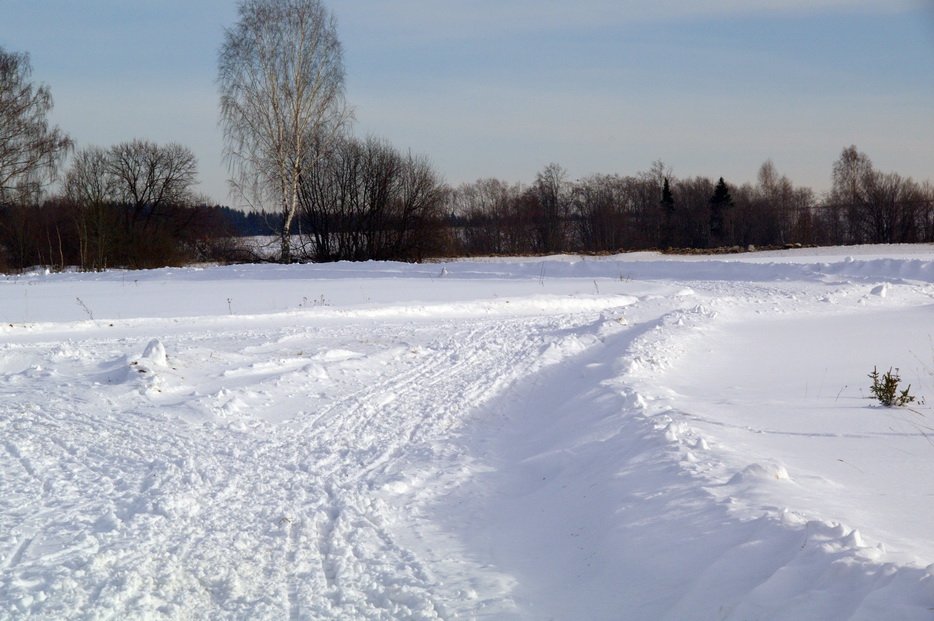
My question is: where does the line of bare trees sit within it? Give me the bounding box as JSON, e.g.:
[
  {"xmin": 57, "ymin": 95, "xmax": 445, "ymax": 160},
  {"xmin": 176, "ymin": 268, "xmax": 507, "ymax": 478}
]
[
  {"xmin": 450, "ymin": 152, "xmax": 934, "ymax": 257},
  {"xmin": 62, "ymin": 140, "xmax": 230, "ymax": 270},
  {"xmin": 0, "ymin": 44, "xmax": 244, "ymax": 271},
  {"xmin": 0, "ymin": 133, "xmax": 240, "ymax": 271}
]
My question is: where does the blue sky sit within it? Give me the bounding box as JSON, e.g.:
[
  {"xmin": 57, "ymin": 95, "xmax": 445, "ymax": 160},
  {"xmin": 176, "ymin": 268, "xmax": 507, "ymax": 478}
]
[{"xmin": 2, "ymin": 0, "xmax": 932, "ymax": 205}]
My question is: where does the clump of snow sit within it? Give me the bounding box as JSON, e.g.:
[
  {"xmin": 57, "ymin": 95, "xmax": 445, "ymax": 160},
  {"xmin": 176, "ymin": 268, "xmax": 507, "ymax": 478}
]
[
  {"xmin": 727, "ymin": 461, "xmax": 792, "ymax": 484},
  {"xmin": 141, "ymin": 338, "xmax": 167, "ymax": 366}
]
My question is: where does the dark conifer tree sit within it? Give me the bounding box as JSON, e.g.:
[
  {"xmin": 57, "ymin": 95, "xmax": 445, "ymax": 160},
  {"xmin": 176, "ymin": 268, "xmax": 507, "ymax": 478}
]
[
  {"xmin": 660, "ymin": 177, "xmax": 676, "ymax": 247},
  {"xmin": 709, "ymin": 177, "xmax": 733, "ymax": 247}
]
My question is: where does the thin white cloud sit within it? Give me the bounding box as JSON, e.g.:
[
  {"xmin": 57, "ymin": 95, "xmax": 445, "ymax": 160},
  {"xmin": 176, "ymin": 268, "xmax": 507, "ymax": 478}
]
[{"xmin": 335, "ymin": 0, "xmax": 919, "ymax": 41}]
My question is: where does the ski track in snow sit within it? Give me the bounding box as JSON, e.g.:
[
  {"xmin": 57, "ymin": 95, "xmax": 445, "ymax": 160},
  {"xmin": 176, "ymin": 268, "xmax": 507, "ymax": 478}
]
[
  {"xmin": 2, "ymin": 248, "xmax": 934, "ymax": 619},
  {"xmin": 0, "ymin": 300, "xmax": 633, "ymax": 619}
]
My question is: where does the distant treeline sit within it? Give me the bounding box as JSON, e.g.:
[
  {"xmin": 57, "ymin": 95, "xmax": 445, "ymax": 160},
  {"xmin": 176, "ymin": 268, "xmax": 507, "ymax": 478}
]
[
  {"xmin": 447, "ymin": 150, "xmax": 934, "ymax": 257},
  {"xmin": 238, "ymin": 145, "xmax": 934, "ymax": 256},
  {"xmin": 217, "ymin": 206, "xmax": 283, "ymax": 237},
  {"xmin": 3, "ymin": 143, "xmax": 934, "ymax": 272}
]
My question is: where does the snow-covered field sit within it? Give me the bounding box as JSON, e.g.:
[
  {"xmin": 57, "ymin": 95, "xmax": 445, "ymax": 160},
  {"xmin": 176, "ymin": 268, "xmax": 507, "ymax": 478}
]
[{"xmin": 3, "ymin": 245, "xmax": 934, "ymax": 620}]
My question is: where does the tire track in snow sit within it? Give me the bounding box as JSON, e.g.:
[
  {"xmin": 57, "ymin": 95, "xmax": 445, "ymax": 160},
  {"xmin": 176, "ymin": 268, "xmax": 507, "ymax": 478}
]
[
  {"xmin": 2, "ymin": 439, "xmax": 40, "ymax": 482},
  {"xmin": 222, "ymin": 312, "xmax": 604, "ymax": 617},
  {"xmin": 316, "ymin": 494, "xmax": 340, "ymax": 596},
  {"xmin": 285, "ymin": 517, "xmax": 300, "ymax": 621},
  {"xmin": 3, "ymin": 537, "xmax": 32, "ymax": 570},
  {"xmin": 212, "ymin": 318, "xmax": 535, "ymax": 616},
  {"xmin": 0, "ymin": 306, "xmax": 627, "ymax": 619}
]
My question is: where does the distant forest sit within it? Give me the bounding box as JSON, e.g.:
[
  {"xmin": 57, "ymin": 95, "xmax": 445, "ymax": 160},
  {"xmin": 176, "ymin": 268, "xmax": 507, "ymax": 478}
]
[
  {"xmin": 2, "ymin": 145, "xmax": 934, "ymax": 272},
  {"xmin": 3, "ymin": 38, "xmax": 933, "ymax": 272},
  {"xmin": 211, "ymin": 146, "xmax": 934, "ymax": 257}
]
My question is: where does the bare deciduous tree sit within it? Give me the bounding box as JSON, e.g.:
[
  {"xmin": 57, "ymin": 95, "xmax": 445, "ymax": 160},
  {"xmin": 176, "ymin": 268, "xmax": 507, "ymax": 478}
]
[
  {"xmin": 298, "ymin": 136, "xmax": 448, "ymax": 262},
  {"xmin": 741, "ymin": 159, "xmax": 808, "ymax": 246},
  {"xmin": 673, "ymin": 176, "xmax": 715, "ymax": 248},
  {"xmin": 63, "ymin": 140, "xmax": 199, "ymax": 269},
  {"xmin": 452, "ymin": 178, "xmax": 526, "ymax": 255},
  {"xmin": 530, "ymin": 163, "xmax": 571, "ymax": 253},
  {"xmin": 572, "ymin": 167, "xmax": 669, "ymax": 252},
  {"xmin": 64, "ymin": 146, "xmax": 116, "ymax": 269},
  {"xmin": 218, "ymin": 0, "xmax": 351, "ymax": 262},
  {"xmin": 825, "ymin": 145, "xmax": 930, "ymax": 245},
  {"xmin": 0, "ymin": 46, "xmax": 72, "ymax": 201},
  {"xmin": 65, "ymin": 147, "xmax": 114, "ymax": 208},
  {"xmin": 107, "ymin": 139, "xmax": 198, "ymax": 228}
]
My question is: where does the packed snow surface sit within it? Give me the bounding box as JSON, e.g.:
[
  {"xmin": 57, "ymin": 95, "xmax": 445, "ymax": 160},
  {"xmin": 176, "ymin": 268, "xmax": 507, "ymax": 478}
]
[{"xmin": 3, "ymin": 244, "xmax": 934, "ymax": 619}]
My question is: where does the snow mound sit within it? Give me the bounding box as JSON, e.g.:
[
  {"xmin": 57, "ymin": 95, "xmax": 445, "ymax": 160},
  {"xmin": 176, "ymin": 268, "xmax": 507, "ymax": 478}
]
[
  {"xmin": 141, "ymin": 338, "xmax": 167, "ymax": 366},
  {"xmin": 728, "ymin": 461, "xmax": 792, "ymax": 484}
]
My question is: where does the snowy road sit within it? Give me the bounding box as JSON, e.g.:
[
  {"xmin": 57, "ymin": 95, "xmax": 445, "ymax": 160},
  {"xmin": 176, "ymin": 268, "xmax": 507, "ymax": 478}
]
[{"xmin": 2, "ymin": 248, "xmax": 934, "ymax": 619}]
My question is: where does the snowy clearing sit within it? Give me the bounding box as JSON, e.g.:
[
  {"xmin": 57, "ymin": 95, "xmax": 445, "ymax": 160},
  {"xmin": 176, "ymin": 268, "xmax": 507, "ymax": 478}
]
[{"xmin": 2, "ymin": 245, "xmax": 934, "ymax": 619}]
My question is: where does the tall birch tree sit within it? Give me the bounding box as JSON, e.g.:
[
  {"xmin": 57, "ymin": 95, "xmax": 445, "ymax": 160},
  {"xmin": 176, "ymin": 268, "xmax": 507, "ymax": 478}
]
[{"xmin": 218, "ymin": 0, "xmax": 350, "ymax": 262}]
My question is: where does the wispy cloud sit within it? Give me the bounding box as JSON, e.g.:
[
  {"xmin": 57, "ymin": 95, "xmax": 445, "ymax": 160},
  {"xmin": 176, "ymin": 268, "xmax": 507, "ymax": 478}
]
[{"xmin": 336, "ymin": 0, "xmax": 919, "ymax": 41}]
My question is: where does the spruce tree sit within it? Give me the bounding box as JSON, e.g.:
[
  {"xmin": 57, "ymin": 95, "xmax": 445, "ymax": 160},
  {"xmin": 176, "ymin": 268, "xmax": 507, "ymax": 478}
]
[
  {"xmin": 660, "ymin": 177, "xmax": 675, "ymax": 248},
  {"xmin": 709, "ymin": 177, "xmax": 733, "ymax": 247}
]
